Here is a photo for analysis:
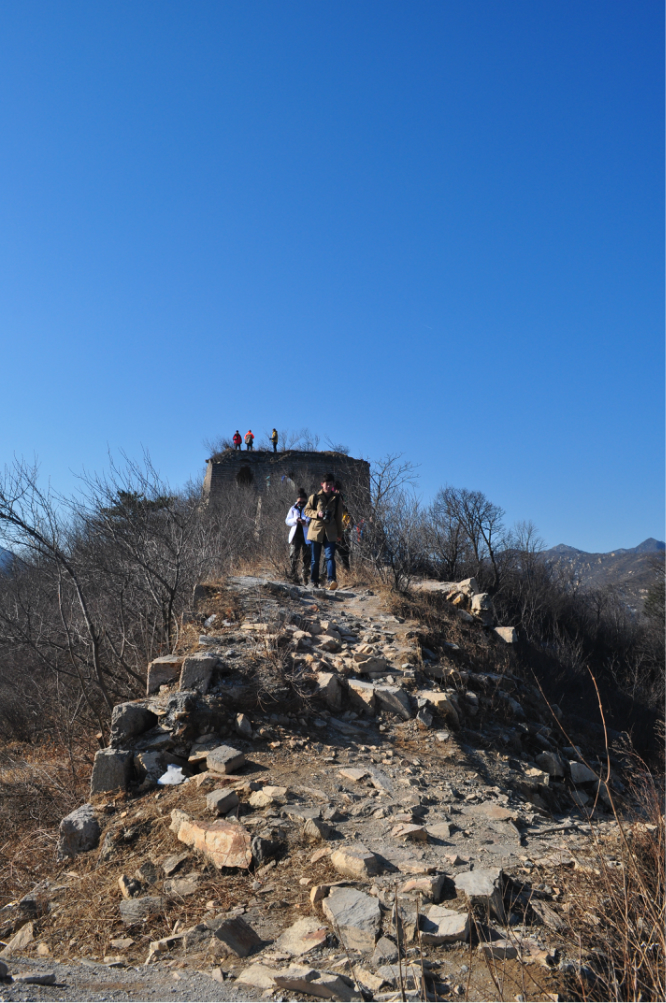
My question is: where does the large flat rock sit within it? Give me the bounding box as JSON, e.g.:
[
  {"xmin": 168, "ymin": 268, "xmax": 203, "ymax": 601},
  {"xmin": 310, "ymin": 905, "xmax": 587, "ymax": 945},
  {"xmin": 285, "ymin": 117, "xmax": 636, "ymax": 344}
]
[
  {"xmin": 322, "ymin": 887, "xmax": 381, "ymax": 953},
  {"xmin": 175, "ymin": 817, "xmax": 252, "ymax": 869},
  {"xmin": 420, "ymin": 905, "xmax": 470, "ymax": 944},
  {"xmin": 276, "ymin": 917, "xmax": 328, "ymax": 956}
]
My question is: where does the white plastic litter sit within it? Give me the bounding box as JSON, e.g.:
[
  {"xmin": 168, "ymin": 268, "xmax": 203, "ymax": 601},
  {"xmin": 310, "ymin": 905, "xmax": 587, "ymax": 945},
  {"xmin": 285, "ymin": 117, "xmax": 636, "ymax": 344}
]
[
  {"xmin": 157, "ymin": 765, "xmax": 186, "ymax": 786},
  {"xmin": 204, "ymin": 614, "xmax": 217, "ymax": 628}
]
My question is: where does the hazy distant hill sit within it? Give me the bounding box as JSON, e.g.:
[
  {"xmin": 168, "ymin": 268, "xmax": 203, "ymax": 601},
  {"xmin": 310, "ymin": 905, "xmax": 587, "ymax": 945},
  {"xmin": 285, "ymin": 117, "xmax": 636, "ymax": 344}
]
[{"xmin": 542, "ymin": 538, "xmax": 665, "ymax": 611}]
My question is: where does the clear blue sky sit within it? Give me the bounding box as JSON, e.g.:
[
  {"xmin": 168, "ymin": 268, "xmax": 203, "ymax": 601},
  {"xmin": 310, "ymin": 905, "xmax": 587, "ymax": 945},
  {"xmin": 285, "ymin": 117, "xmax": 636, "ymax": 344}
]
[{"xmin": 0, "ymin": 1, "xmax": 663, "ymax": 552}]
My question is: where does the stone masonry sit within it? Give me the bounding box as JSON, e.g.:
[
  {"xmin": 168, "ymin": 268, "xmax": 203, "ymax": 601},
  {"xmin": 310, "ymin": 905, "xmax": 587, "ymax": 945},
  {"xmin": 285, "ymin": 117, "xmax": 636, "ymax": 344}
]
[{"xmin": 202, "ymin": 449, "xmax": 370, "ymax": 505}]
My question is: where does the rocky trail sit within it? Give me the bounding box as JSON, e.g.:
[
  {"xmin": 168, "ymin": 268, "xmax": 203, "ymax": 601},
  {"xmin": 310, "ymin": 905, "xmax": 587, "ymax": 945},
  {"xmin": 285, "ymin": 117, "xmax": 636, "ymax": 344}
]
[{"xmin": 0, "ymin": 574, "xmax": 631, "ymax": 1001}]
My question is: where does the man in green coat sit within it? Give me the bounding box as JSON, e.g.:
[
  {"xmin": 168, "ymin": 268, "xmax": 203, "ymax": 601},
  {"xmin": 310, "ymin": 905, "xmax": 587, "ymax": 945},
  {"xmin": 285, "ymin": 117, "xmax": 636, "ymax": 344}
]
[{"xmin": 305, "ymin": 473, "xmax": 344, "ymax": 590}]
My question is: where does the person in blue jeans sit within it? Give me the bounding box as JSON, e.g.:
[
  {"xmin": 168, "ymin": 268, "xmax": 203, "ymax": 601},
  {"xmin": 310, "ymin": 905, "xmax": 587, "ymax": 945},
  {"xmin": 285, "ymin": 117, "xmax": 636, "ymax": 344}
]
[{"xmin": 304, "ymin": 473, "xmax": 344, "ymax": 590}]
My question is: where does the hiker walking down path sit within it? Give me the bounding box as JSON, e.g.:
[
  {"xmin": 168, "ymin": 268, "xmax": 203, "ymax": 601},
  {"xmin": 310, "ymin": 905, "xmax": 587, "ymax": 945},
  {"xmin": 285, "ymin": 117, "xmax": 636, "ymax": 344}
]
[
  {"xmin": 244, "ymin": 430, "xmax": 254, "ymax": 451},
  {"xmin": 285, "ymin": 488, "xmax": 311, "ymax": 585},
  {"xmin": 233, "ymin": 431, "xmax": 242, "ymax": 450},
  {"xmin": 305, "ymin": 473, "xmax": 343, "ymax": 590},
  {"xmin": 270, "ymin": 428, "xmax": 279, "ymax": 453}
]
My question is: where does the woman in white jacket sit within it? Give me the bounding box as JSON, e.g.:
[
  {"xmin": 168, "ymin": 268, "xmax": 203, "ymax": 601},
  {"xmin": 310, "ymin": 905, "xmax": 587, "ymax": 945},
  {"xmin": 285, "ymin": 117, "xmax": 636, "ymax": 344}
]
[{"xmin": 285, "ymin": 489, "xmax": 311, "ymax": 585}]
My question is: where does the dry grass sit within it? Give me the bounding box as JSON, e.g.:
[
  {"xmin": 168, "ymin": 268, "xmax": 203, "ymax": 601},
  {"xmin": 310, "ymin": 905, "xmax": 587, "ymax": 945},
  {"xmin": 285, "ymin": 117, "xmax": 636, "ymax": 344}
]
[
  {"xmin": 0, "ymin": 743, "xmax": 92, "ymax": 907},
  {"xmin": 556, "ymin": 755, "xmax": 665, "ymax": 1002}
]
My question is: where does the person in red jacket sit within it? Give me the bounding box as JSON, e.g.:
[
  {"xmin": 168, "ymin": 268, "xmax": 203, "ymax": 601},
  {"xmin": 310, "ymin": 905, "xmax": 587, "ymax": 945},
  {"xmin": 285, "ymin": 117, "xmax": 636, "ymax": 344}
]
[
  {"xmin": 232, "ymin": 431, "xmax": 242, "ymax": 451},
  {"xmin": 244, "ymin": 430, "xmax": 255, "ymax": 451}
]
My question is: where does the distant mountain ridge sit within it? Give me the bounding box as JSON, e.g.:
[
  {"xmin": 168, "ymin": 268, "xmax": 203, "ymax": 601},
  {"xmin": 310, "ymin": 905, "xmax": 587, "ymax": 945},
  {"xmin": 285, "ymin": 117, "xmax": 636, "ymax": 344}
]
[
  {"xmin": 542, "ymin": 538, "xmax": 665, "ymax": 612},
  {"xmin": 549, "ymin": 538, "xmax": 665, "ymax": 557}
]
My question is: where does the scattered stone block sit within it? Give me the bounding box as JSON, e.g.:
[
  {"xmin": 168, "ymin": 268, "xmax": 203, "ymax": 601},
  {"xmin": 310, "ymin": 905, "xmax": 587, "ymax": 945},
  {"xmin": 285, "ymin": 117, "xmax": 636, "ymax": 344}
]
[
  {"xmin": 118, "ymin": 875, "xmax": 142, "ymax": 899},
  {"xmin": 90, "ymin": 748, "xmax": 132, "ymax": 795},
  {"xmin": 454, "ymin": 868, "xmax": 505, "ymax": 921},
  {"xmin": 420, "ymin": 905, "xmax": 470, "ymax": 944},
  {"xmin": 206, "ymin": 789, "xmax": 240, "ymax": 815},
  {"xmin": 347, "ymin": 679, "xmax": 376, "ymax": 714},
  {"xmin": 236, "ymin": 963, "xmax": 277, "ymax": 990},
  {"xmin": 338, "ymin": 767, "xmax": 368, "ymax": 783},
  {"xmin": 372, "ymin": 936, "xmax": 399, "ymax": 966},
  {"xmin": 536, "ymin": 751, "xmax": 565, "ymax": 777},
  {"xmin": 0, "ymin": 922, "xmax": 33, "ymax": 958},
  {"xmin": 211, "ymin": 915, "xmax": 262, "ymax": 957},
  {"xmin": 179, "ymin": 653, "xmax": 217, "ymax": 694},
  {"xmin": 110, "ymin": 937, "xmax": 134, "ymax": 950},
  {"xmin": 400, "ymin": 874, "xmax": 447, "ymax": 902},
  {"xmin": 146, "ymin": 655, "xmax": 184, "ymax": 694},
  {"xmin": 493, "ymin": 626, "xmax": 517, "ymax": 643},
  {"xmin": 315, "ymin": 672, "xmax": 344, "ymax": 712},
  {"xmin": 464, "ymin": 803, "xmax": 518, "ymax": 822},
  {"xmin": 276, "ymin": 917, "xmax": 328, "ymax": 956},
  {"xmin": 310, "ymin": 884, "xmax": 330, "ymax": 905},
  {"xmin": 374, "ymin": 685, "xmax": 413, "ymax": 720},
  {"xmin": 417, "ymin": 691, "xmax": 460, "ymax": 730},
  {"xmin": 322, "ymin": 886, "xmax": 381, "ymax": 953},
  {"xmin": 12, "ymin": 972, "xmax": 56, "ymax": 985},
  {"xmin": 164, "ymin": 875, "xmax": 201, "ymax": 897},
  {"xmin": 355, "ymin": 967, "xmax": 387, "ymax": 993},
  {"xmin": 318, "ymin": 635, "xmax": 342, "ymax": 653},
  {"xmin": 272, "ymin": 965, "xmax": 320, "ymax": 995},
  {"xmin": 569, "ymin": 761, "xmax": 597, "ymax": 784},
  {"xmin": 206, "ymin": 745, "xmax": 246, "ymax": 775},
  {"xmin": 176, "ymin": 818, "xmax": 253, "ymax": 869},
  {"xmin": 392, "ymin": 823, "xmax": 428, "ymax": 841},
  {"xmin": 57, "ymin": 803, "xmax": 100, "ymax": 860},
  {"xmin": 471, "ymin": 593, "xmax": 494, "ymax": 625},
  {"xmin": 169, "ymin": 808, "xmax": 191, "ymax": 833},
  {"xmin": 109, "ymin": 702, "xmax": 158, "ymax": 747},
  {"xmin": 416, "ymin": 706, "xmax": 433, "ymax": 729},
  {"xmin": 162, "ymin": 851, "xmax": 189, "ymax": 876},
  {"xmin": 330, "ymin": 845, "xmax": 380, "ymax": 881},
  {"xmin": 303, "ymin": 818, "xmax": 332, "ymax": 842},
  {"xmin": 135, "ymin": 862, "xmax": 158, "ymax": 887},
  {"xmin": 119, "ymin": 896, "xmax": 165, "ymax": 925},
  {"xmin": 478, "ymin": 938, "xmax": 518, "ymax": 960},
  {"xmin": 425, "ymin": 821, "xmax": 451, "ymax": 840},
  {"xmin": 187, "ymin": 736, "xmax": 223, "ymax": 764},
  {"xmin": 235, "ymin": 713, "xmax": 253, "ymax": 738},
  {"xmin": 355, "ymin": 656, "xmax": 390, "ymax": 674},
  {"xmin": 306, "ymin": 972, "xmax": 361, "ymax": 1001}
]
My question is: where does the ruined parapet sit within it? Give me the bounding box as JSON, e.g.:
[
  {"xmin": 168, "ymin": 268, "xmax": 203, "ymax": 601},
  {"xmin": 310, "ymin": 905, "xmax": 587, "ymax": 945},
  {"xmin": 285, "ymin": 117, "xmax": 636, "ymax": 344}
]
[{"xmin": 203, "ymin": 449, "xmax": 370, "ymax": 507}]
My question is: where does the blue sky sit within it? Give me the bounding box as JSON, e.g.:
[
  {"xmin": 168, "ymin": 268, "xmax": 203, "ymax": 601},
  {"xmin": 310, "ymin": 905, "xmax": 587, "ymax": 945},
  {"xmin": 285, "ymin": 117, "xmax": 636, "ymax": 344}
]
[{"xmin": 0, "ymin": 0, "xmax": 663, "ymax": 552}]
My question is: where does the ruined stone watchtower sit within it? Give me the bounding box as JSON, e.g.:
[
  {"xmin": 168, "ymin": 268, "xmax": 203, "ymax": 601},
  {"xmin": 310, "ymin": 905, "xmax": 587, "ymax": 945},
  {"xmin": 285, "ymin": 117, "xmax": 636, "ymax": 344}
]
[{"xmin": 203, "ymin": 449, "xmax": 370, "ymax": 505}]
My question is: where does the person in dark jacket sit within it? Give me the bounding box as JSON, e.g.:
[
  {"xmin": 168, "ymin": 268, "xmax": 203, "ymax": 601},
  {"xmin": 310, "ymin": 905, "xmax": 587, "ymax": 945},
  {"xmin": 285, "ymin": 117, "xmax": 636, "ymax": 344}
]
[{"xmin": 285, "ymin": 489, "xmax": 311, "ymax": 584}]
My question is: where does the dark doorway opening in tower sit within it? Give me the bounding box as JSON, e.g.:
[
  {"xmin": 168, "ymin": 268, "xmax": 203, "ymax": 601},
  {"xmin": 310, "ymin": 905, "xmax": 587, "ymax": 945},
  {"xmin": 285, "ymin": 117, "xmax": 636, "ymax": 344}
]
[{"xmin": 236, "ymin": 466, "xmax": 254, "ymax": 486}]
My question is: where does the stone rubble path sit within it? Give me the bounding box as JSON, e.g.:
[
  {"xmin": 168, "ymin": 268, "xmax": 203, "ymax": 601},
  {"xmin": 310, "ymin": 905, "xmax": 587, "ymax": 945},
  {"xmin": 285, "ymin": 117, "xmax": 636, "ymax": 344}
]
[{"xmin": 1, "ymin": 572, "xmax": 618, "ymax": 1003}]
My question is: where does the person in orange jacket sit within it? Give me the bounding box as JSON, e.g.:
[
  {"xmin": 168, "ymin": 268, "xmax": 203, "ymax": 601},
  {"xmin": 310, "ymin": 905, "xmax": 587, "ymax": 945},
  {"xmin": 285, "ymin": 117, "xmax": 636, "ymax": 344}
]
[
  {"xmin": 244, "ymin": 430, "xmax": 255, "ymax": 451},
  {"xmin": 232, "ymin": 431, "xmax": 242, "ymax": 450}
]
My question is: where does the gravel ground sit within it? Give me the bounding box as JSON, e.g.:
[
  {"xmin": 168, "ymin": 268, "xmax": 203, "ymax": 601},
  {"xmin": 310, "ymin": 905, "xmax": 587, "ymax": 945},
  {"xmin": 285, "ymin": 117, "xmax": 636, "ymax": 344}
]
[{"xmin": 0, "ymin": 957, "xmax": 259, "ymax": 1003}]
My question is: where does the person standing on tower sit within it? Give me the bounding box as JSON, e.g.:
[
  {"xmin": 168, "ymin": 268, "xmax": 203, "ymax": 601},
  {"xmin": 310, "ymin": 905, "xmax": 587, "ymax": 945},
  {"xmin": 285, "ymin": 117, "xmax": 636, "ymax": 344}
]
[
  {"xmin": 244, "ymin": 430, "xmax": 255, "ymax": 451},
  {"xmin": 233, "ymin": 430, "xmax": 242, "ymax": 450},
  {"xmin": 270, "ymin": 428, "xmax": 279, "ymax": 453}
]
